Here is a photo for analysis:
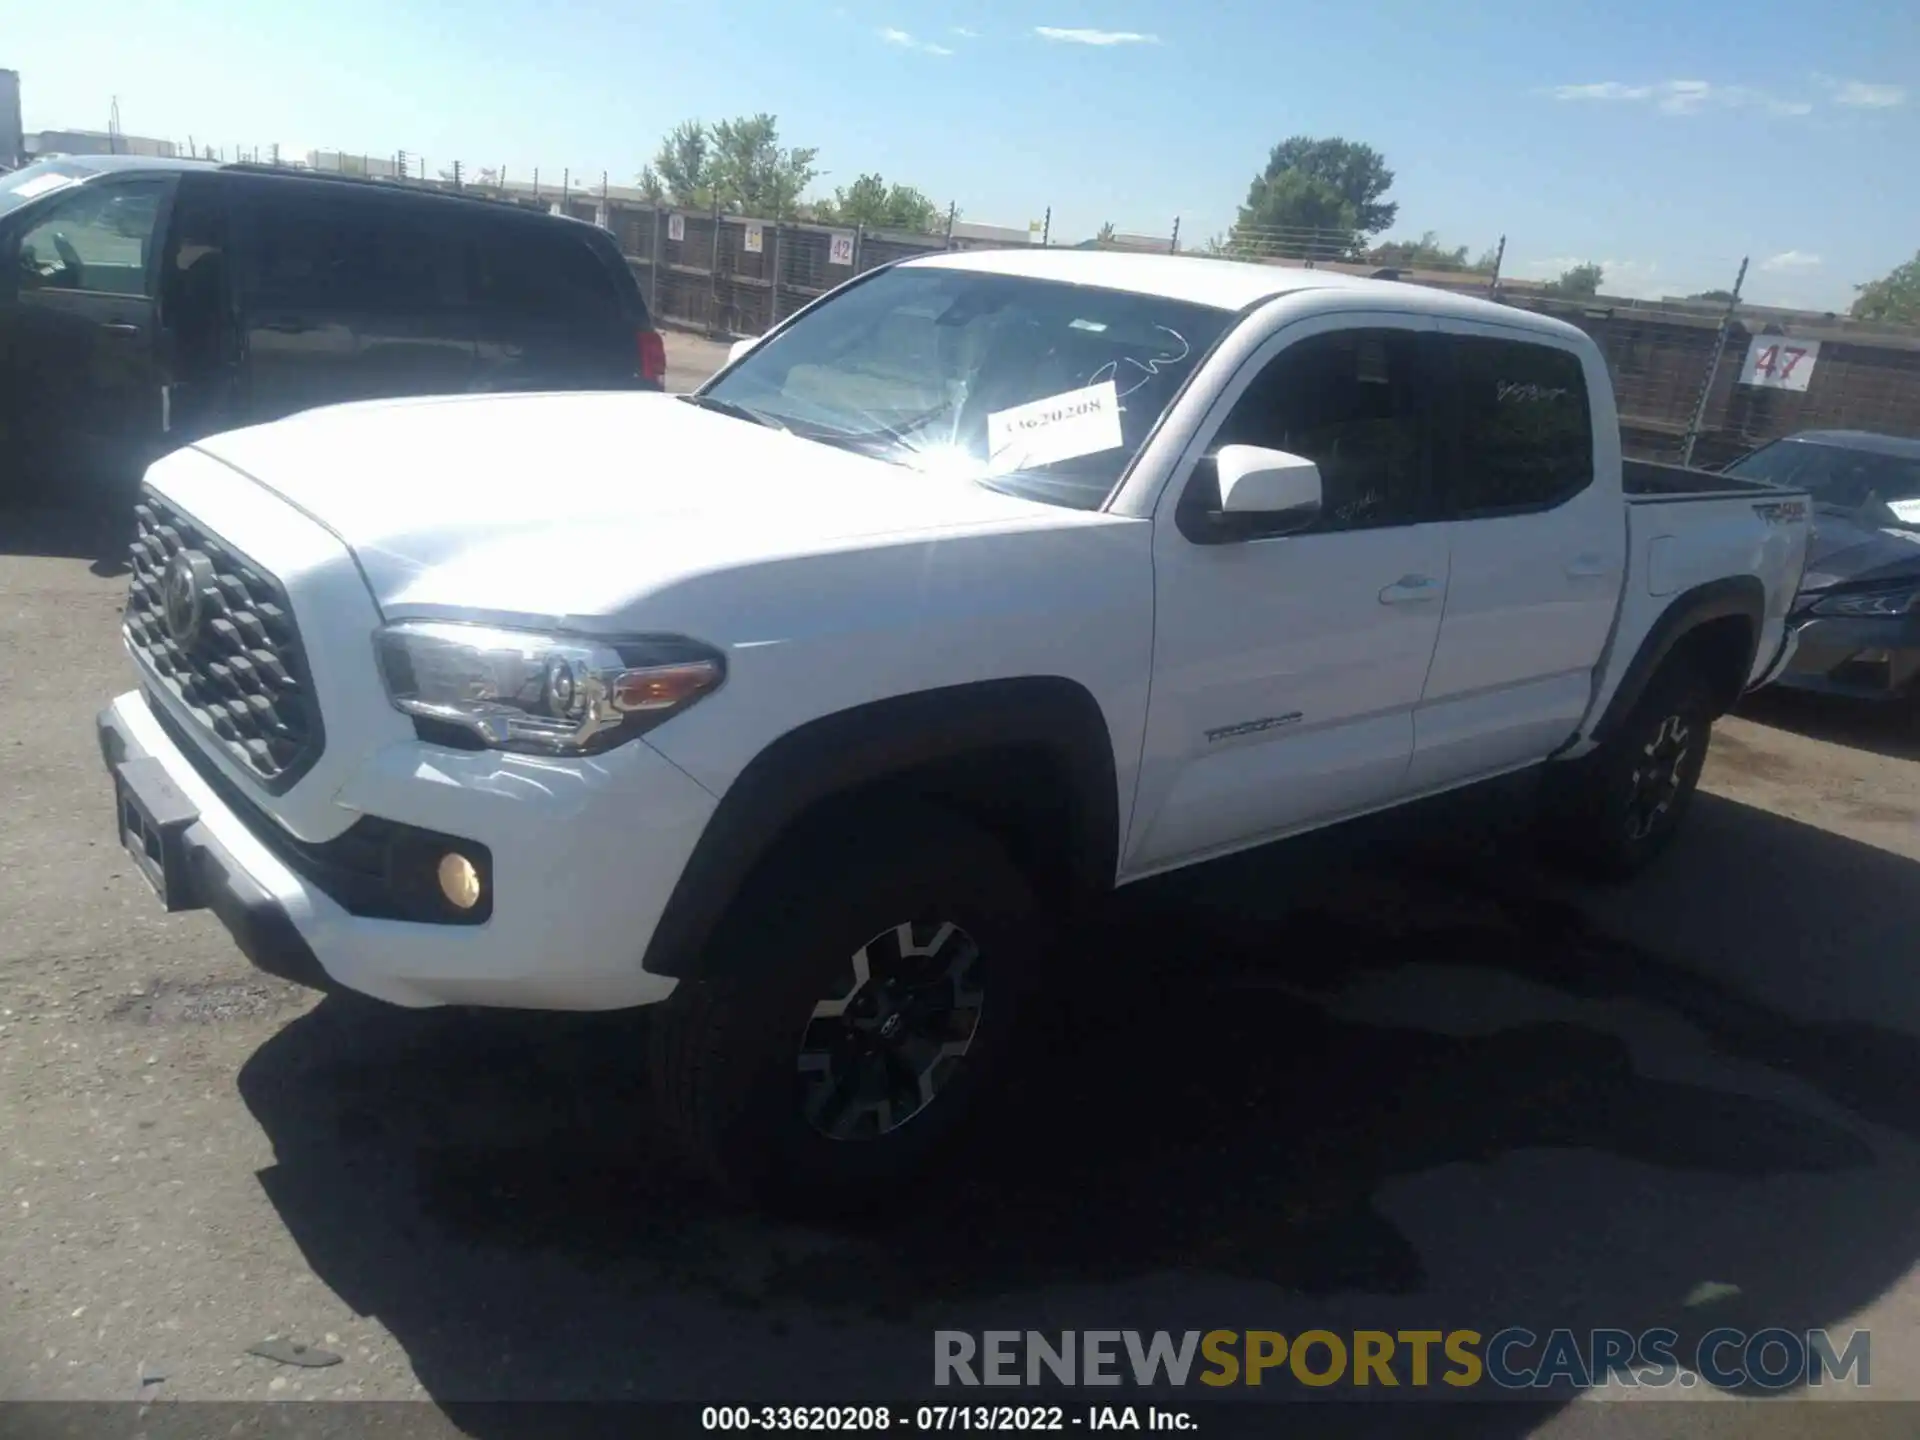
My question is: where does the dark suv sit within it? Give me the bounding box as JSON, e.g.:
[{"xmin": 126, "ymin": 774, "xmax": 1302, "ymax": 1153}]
[{"xmin": 0, "ymin": 155, "xmax": 666, "ymax": 500}]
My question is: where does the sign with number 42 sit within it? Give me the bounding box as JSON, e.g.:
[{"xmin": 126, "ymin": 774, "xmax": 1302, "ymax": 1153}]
[
  {"xmin": 829, "ymin": 232, "xmax": 855, "ymax": 267},
  {"xmin": 1739, "ymin": 336, "xmax": 1820, "ymax": 392}
]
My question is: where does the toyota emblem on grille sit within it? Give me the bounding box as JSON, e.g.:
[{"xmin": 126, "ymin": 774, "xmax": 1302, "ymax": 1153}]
[{"xmin": 162, "ymin": 549, "xmax": 216, "ymax": 646}]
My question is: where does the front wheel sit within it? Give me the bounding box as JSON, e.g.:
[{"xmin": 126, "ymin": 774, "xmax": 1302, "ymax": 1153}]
[
  {"xmin": 1538, "ymin": 665, "xmax": 1714, "ymax": 881},
  {"xmin": 648, "ymin": 802, "xmax": 1040, "ymax": 1216}
]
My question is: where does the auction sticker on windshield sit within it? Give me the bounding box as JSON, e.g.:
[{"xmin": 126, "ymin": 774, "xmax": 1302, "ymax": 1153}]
[{"xmin": 987, "ymin": 381, "xmax": 1123, "ymax": 474}]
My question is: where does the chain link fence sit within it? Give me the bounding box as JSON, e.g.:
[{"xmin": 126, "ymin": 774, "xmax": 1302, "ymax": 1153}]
[{"xmin": 204, "ymin": 149, "xmax": 1920, "ymax": 459}]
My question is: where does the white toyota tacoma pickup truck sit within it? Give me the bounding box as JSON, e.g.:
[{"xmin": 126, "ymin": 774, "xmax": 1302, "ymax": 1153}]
[{"xmin": 99, "ymin": 250, "xmax": 1810, "ymax": 1210}]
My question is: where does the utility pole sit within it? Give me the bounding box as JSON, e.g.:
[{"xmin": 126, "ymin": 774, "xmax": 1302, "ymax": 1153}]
[
  {"xmin": 945, "ymin": 200, "xmax": 957, "ymax": 251},
  {"xmin": 1486, "ymin": 234, "xmax": 1506, "ymax": 300},
  {"xmin": 1680, "ymin": 257, "xmax": 1749, "ymax": 468},
  {"xmin": 1041, "ymin": 207, "xmax": 1051, "ymax": 247},
  {"xmin": 451, "ymin": 159, "xmax": 463, "ymax": 190},
  {"xmin": 1169, "ymin": 217, "xmax": 1181, "ymax": 254}
]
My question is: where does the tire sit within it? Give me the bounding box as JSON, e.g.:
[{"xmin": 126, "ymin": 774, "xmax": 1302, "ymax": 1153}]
[
  {"xmin": 1537, "ymin": 663, "xmax": 1714, "ymax": 882},
  {"xmin": 648, "ymin": 801, "xmax": 1041, "ymax": 1217}
]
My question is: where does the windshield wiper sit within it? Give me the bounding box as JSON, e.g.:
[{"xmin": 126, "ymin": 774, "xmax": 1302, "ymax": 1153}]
[{"xmin": 678, "ymin": 393, "xmax": 787, "ymax": 432}]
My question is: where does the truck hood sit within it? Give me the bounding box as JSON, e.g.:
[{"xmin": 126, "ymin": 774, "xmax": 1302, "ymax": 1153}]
[{"xmin": 191, "ymin": 390, "xmax": 1084, "ymax": 619}]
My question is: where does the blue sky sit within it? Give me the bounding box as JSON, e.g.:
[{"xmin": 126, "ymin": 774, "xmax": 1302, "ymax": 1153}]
[{"xmin": 9, "ymin": 0, "xmax": 1914, "ymax": 309}]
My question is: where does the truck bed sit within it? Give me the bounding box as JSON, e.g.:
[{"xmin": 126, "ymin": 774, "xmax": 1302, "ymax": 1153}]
[
  {"xmin": 1623, "ymin": 458, "xmax": 1797, "ymax": 503},
  {"xmin": 1572, "ymin": 462, "xmax": 1812, "ymax": 753}
]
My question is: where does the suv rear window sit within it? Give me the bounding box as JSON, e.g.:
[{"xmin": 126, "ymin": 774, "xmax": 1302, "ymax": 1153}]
[
  {"xmin": 472, "ymin": 221, "xmax": 628, "ymax": 321},
  {"xmin": 245, "ymin": 190, "xmax": 466, "ymax": 309}
]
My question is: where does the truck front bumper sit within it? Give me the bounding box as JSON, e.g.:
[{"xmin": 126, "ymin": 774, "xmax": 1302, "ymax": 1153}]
[{"xmin": 98, "ymin": 690, "xmax": 714, "ymax": 1010}]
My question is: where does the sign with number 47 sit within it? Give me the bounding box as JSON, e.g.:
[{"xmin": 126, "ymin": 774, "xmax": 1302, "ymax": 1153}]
[{"xmin": 1739, "ymin": 336, "xmax": 1820, "ymax": 392}]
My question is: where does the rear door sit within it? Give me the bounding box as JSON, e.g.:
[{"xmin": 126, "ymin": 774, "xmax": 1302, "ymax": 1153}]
[
  {"xmin": 0, "ymin": 174, "xmax": 174, "ymax": 491},
  {"xmin": 231, "ymin": 182, "xmax": 475, "ymax": 423},
  {"xmin": 466, "ymin": 214, "xmax": 641, "ymax": 392},
  {"xmin": 1407, "ymin": 325, "xmax": 1626, "ymax": 791}
]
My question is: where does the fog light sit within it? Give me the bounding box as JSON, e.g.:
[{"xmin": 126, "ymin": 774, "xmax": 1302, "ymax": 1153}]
[{"xmin": 436, "ymin": 852, "xmax": 483, "ymax": 911}]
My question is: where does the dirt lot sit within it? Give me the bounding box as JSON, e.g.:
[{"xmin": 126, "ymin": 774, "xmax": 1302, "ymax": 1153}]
[{"xmin": 5, "ymin": 390, "xmax": 1920, "ymax": 1433}]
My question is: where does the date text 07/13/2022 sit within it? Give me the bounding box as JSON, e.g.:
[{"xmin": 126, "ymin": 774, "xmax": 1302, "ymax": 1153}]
[{"xmin": 700, "ymin": 1404, "xmax": 1192, "ymax": 1431}]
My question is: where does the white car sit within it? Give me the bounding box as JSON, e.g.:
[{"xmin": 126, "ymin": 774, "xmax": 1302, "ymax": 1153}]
[{"xmin": 99, "ymin": 249, "xmax": 1811, "ymax": 1211}]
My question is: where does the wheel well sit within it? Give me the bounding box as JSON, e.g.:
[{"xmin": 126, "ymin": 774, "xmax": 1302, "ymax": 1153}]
[
  {"xmin": 1675, "ymin": 613, "xmax": 1756, "ymax": 716},
  {"xmin": 788, "ymin": 746, "xmax": 1093, "ymax": 909},
  {"xmin": 638, "ymin": 678, "xmax": 1120, "ymax": 981}
]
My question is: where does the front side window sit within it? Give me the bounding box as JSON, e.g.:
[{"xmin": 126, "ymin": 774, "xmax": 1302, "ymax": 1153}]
[
  {"xmin": 15, "ymin": 180, "xmax": 166, "ymax": 297},
  {"xmin": 1202, "ymin": 326, "xmax": 1430, "ymax": 532},
  {"xmin": 1437, "ymin": 335, "xmax": 1594, "ymax": 516},
  {"xmin": 701, "ymin": 265, "xmax": 1233, "ymax": 510}
]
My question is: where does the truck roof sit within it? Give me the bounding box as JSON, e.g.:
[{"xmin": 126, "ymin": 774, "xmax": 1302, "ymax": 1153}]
[{"xmin": 902, "ymin": 246, "xmax": 1584, "ymax": 339}]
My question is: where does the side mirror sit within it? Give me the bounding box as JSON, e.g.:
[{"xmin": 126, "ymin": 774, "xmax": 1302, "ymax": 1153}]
[
  {"xmin": 1216, "ymin": 444, "xmax": 1322, "ymax": 528},
  {"xmin": 728, "ymin": 336, "xmax": 759, "ymax": 366}
]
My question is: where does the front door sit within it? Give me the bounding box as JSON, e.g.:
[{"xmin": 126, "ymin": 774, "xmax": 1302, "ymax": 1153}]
[
  {"xmin": 1126, "ymin": 317, "xmax": 1450, "ymax": 873},
  {"xmin": 2, "ymin": 176, "xmax": 173, "ymax": 495}
]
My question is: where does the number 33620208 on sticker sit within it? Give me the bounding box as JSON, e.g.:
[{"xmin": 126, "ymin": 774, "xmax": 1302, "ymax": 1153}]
[{"xmin": 986, "ymin": 380, "xmax": 1123, "ymax": 475}]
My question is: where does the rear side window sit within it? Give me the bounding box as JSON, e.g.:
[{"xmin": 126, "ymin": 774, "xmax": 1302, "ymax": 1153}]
[
  {"xmin": 242, "ymin": 189, "xmax": 465, "ymax": 309},
  {"xmin": 471, "ymin": 220, "xmax": 626, "ymax": 322},
  {"xmin": 1436, "ymin": 335, "xmax": 1594, "ymax": 515}
]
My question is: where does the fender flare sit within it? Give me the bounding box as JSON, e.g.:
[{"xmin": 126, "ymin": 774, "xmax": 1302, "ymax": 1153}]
[
  {"xmin": 639, "ymin": 677, "xmax": 1121, "ymax": 980},
  {"xmin": 1590, "ymin": 575, "xmax": 1766, "ymax": 745}
]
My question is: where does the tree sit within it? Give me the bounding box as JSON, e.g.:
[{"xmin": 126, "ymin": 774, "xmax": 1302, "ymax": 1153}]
[
  {"xmin": 1231, "ymin": 136, "xmax": 1397, "ymax": 258},
  {"xmin": 1365, "ymin": 230, "xmax": 1469, "ymax": 270},
  {"xmin": 814, "ymin": 173, "xmax": 941, "ymax": 232},
  {"xmin": 1473, "ymin": 244, "xmax": 1503, "ymax": 272},
  {"xmin": 1687, "ymin": 289, "xmax": 1737, "ymax": 304},
  {"xmin": 708, "ymin": 113, "xmax": 818, "ymax": 217},
  {"xmin": 1096, "ymin": 221, "xmax": 1117, "ymax": 245},
  {"xmin": 636, "ymin": 165, "xmax": 664, "ymax": 204},
  {"xmin": 652, "ymin": 120, "xmax": 714, "ymax": 207},
  {"xmin": 1544, "ymin": 262, "xmax": 1605, "ymax": 298},
  {"xmin": 1851, "ymin": 251, "xmax": 1920, "ymax": 324}
]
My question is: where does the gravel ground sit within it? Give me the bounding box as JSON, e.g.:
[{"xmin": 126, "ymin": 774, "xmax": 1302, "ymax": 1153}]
[{"xmin": 5, "ymin": 388, "xmax": 1920, "ymax": 1434}]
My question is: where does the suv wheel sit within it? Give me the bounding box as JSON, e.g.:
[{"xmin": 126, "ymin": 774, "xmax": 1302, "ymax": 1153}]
[
  {"xmin": 649, "ymin": 803, "xmax": 1039, "ymax": 1215},
  {"xmin": 1538, "ymin": 664, "xmax": 1713, "ymax": 881}
]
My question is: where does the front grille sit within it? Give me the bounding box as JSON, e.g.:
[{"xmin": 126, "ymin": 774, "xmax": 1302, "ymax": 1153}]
[{"xmin": 124, "ymin": 491, "xmax": 323, "ymax": 789}]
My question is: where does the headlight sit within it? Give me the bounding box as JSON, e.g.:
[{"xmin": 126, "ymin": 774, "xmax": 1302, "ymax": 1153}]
[
  {"xmin": 1807, "ymin": 588, "xmax": 1920, "ymax": 618},
  {"xmin": 373, "ymin": 622, "xmax": 724, "ymax": 755}
]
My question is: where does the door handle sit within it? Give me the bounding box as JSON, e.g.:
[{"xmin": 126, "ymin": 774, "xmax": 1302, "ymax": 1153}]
[
  {"xmin": 1566, "ymin": 553, "xmax": 1614, "ymax": 580},
  {"xmin": 99, "ymin": 322, "xmax": 140, "ymax": 337},
  {"xmin": 1378, "ymin": 574, "xmax": 1442, "ymax": 605}
]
